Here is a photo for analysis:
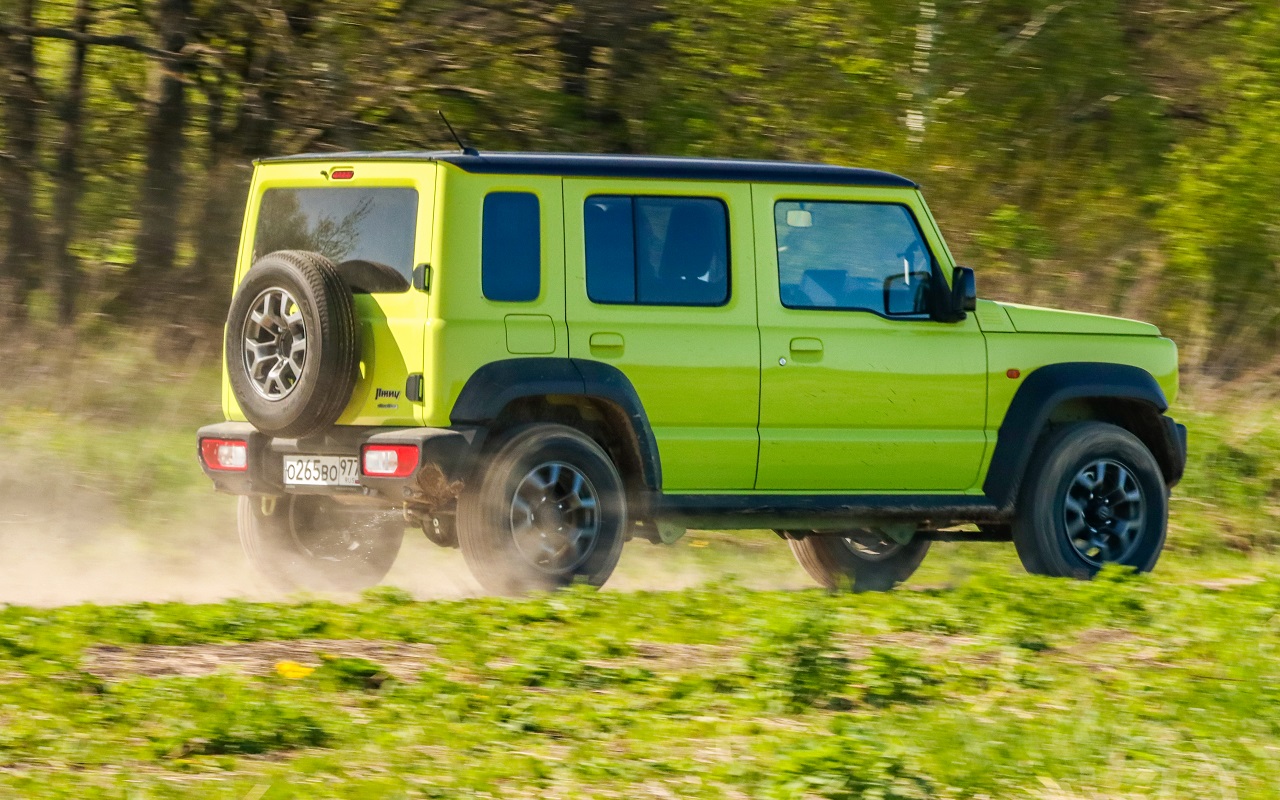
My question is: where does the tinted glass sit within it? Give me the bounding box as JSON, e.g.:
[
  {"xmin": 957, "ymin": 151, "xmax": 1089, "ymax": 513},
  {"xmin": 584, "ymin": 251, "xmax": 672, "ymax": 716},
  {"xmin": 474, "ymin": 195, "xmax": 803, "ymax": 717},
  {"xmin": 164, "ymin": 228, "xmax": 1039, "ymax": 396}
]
[
  {"xmin": 585, "ymin": 196, "xmax": 636, "ymax": 303},
  {"xmin": 482, "ymin": 192, "xmax": 542, "ymax": 302},
  {"xmin": 585, "ymin": 195, "xmax": 729, "ymax": 306},
  {"xmin": 775, "ymin": 201, "xmax": 933, "ymax": 315},
  {"xmin": 254, "ymin": 188, "xmax": 418, "ymax": 284}
]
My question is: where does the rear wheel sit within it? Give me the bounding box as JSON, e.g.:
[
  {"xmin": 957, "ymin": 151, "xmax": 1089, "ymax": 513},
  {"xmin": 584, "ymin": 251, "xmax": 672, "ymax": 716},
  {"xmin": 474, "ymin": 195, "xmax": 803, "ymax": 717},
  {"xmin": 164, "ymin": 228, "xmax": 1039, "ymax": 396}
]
[
  {"xmin": 457, "ymin": 424, "xmax": 627, "ymax": 594},
  {"xmin": 1012, "ymin": 421, "xmax": 1167, "ymax": 578},
  {"xmin": 237, "ymin": 496, "xmax": 404, "ymax": 592},
  {"xmin": 785, "ymin": 530, "xmax": 930, "ymax": 592}
]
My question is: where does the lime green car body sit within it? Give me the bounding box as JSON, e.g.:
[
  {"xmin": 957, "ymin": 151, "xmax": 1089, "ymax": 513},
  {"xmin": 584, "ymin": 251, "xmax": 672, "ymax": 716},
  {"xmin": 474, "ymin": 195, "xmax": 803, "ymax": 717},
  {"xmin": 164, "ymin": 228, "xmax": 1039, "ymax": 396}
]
[{"xmin": 220, "ymin": 154, "xmax": 1178, "ymax": 504}]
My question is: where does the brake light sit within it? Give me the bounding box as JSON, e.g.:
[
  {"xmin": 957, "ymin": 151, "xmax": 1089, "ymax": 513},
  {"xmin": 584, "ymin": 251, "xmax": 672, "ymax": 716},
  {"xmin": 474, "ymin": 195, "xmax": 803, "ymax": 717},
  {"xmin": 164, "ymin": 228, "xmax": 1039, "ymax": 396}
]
[
  {"xmin": 330, "ymin": 169, "xmax": 355, "ymax": 180},
  {"xmin": 201, "ymin": 439, "xmax": 248, "ymax": 471},
  {"xmin": 361, "ymin": 444, "xmax": 419, "ymax": 478}
]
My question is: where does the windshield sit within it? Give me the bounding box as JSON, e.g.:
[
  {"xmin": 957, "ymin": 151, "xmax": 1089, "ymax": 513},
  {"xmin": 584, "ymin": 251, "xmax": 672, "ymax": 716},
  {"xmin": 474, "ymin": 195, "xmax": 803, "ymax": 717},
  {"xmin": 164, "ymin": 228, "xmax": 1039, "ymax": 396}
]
[{"xmin": 253, "ymin": 187, "xmax": 419, "ymax": 281}]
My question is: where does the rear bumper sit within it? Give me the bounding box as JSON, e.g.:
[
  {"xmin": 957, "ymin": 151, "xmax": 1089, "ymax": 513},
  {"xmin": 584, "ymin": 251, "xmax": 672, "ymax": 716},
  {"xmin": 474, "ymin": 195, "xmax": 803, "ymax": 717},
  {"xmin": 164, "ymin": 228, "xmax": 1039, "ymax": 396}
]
[{"xmin": 195, "ymin": 422, "xmax": 484, "ymax": 506}]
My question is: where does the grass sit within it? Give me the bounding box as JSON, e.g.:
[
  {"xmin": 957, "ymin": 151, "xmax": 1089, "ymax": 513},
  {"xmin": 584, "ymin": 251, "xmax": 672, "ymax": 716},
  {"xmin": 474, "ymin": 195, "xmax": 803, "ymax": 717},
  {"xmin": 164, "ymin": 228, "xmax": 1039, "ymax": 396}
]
[
  {"xmin": 0, "ymin": 333, "xmax": 1277, "ymax": 796},
  {"xmin": 2, "ymin": 562, "xmax": 1280, "ymax": 797}
]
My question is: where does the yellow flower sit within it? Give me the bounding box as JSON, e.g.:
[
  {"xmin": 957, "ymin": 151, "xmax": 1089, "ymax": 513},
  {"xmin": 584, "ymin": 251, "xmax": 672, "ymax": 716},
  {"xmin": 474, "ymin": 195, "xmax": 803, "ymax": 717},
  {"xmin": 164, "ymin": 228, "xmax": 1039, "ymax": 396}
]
[{"xmin": 275, "ymin": 660, "xmax": 315, "ymax": 680}]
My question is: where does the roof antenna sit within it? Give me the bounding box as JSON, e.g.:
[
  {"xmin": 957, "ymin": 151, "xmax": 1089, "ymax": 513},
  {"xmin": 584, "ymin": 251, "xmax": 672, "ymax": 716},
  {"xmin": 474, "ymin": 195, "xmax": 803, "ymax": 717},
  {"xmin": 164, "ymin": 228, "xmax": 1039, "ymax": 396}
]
[{"xmin": 438, "ymin": 110, "xmax": 479, "ymax": 156}]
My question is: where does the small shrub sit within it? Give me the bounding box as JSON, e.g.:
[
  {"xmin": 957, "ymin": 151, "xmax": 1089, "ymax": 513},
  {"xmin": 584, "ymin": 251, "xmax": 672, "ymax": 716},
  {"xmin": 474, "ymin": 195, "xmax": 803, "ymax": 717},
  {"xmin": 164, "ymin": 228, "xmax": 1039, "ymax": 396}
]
[
  {"xmin": 768, "ymin": 723, "xmax": 933, "ymax": 800},
  {"xmin": 747, "ymin": 609, "xmax": 849, "ymax": 711},
  {"xmin": 858, "ymin": 647, "xmax": 940, "ymax": 707}
]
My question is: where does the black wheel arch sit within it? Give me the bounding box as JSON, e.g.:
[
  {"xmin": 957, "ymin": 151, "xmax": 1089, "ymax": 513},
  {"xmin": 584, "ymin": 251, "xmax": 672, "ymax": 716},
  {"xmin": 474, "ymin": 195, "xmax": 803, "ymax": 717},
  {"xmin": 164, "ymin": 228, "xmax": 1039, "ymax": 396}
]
[
  {"xmin": 984, "ymin": 362, "xmax": 1187, "ymax": 509},
  {"xmin": 449, "ymin": 358, "xmax": 662, "ymax": 492}
]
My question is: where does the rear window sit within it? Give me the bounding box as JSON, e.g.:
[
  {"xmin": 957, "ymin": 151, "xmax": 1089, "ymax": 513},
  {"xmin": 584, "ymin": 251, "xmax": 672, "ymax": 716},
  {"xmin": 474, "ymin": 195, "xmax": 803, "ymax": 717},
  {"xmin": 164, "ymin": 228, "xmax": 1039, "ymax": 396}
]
[{"xmin": 253, "ymin": 187, "xmax": 419, "ymax": 283}]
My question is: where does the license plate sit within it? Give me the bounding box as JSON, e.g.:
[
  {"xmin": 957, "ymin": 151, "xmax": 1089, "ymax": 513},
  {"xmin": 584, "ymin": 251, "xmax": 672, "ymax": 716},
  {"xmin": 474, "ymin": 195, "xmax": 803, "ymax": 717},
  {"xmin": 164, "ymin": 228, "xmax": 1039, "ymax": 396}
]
[{"xmin": 283, "ymin": 455, "xmax": 361, "ymax": 487}]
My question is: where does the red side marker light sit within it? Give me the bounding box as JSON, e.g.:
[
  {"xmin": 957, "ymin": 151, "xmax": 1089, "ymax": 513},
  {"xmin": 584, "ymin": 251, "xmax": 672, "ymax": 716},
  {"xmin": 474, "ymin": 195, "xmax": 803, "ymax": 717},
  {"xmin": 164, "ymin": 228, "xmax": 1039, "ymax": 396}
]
[
  {"xmin": 201, "ymin": 439, "xmax": 248, "ymax": 471},
  {"xmin": 329, "ymin": 169, "xmax": 355, "ymax": 180},
  {"xmin": 362, "ymin": 444, "xmax": 420, "ymax": 478},
  {"xmin": 1006, "ymin": 368, "xmax": 1021, "ymax": 380}
]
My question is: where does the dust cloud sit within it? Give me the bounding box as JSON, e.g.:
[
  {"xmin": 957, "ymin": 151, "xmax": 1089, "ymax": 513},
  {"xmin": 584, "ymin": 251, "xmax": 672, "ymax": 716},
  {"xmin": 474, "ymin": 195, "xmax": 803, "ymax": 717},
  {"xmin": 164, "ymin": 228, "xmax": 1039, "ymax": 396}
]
[{"xmin": 0, "ymin": 476, "xmax": 773, "ymax": 607}]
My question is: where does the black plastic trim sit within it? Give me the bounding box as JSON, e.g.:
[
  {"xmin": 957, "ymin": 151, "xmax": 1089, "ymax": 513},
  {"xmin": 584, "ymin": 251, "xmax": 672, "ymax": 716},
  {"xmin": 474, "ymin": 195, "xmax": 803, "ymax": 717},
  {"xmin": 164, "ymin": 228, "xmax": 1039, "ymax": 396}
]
[
  {"xmin": 257, "ymin": 151, "xmax": 917, "ymax": 188},
  {"xmin": 982, "ymin": 362, "xmax": 1172, "ymax": 508},
  {"xmin": 656, "ymin": 493, "xmax": 1002, "ymax": 531},
  {"xmin": 449, "ymin": 357, "xmax": 662, "ymax": 490}
]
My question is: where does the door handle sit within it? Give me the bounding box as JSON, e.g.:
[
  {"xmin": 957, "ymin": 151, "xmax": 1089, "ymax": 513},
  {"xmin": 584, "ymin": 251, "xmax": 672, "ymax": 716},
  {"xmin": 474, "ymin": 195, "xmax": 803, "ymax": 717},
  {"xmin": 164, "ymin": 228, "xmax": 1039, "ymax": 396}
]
[
  {"xmin": 590, "ymin": 332, "xmax": 625, "ymax": 352},
  {"xmin": 789, "ymin": 337, "xmax": 823, "ymax": 353}
]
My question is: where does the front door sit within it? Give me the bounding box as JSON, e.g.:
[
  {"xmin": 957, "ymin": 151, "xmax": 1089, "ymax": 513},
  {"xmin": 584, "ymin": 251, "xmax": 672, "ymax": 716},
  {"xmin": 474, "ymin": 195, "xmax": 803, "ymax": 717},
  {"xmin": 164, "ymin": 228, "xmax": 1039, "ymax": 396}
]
[
  {"xmin": 752, "ymin": 184, "xmax": 988, "ymax": 492},
  {"xmin": 563, "ymin": 178, "xmax": 760, "ymax": 491}
]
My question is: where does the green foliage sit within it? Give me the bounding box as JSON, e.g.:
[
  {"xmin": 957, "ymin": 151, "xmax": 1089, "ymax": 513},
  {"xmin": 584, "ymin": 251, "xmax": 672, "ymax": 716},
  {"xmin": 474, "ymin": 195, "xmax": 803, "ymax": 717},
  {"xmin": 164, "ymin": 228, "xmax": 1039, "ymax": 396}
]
[
  {"xmin": 4, "ymin": 1, "xmax": 1279, "ymax": 367},
  {"xmin": 2, "ymin": 564, "xmax": 1280, "ymax": 795},
  {"xmin": 769, "ymin": 721, "xmax": 934, "ymax": 800},
  {"xmin": 746, "ymin": 606, "xmax": 850, "ymax": 711}
]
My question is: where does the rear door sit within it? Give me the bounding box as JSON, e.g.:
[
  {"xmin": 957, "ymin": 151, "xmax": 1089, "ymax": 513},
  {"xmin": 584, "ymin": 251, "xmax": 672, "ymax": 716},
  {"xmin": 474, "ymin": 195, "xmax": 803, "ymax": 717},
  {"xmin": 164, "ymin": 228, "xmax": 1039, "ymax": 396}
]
[
  {"xmin": 563, "ymin": 178, "xmax": 760, "ymax": 491},
  {"xmin": 236, "ymin": 160, "xmax": 435, "ymax": 427},
  {"xmin": 752, "ymin": 183, "xmax": 988, "ymax": 492}
]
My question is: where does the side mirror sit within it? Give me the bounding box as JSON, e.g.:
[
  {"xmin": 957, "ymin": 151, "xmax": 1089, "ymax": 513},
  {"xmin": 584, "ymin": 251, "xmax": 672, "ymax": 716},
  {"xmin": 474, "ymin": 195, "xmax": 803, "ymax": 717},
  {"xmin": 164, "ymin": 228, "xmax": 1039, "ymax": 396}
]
[
  {"xmin": 883, "ymin": 271, "xmax": 933, "ymax": 316},
  {"xmin": 949, "ymin": 266, "xmax": 976, "ymax": 318}
]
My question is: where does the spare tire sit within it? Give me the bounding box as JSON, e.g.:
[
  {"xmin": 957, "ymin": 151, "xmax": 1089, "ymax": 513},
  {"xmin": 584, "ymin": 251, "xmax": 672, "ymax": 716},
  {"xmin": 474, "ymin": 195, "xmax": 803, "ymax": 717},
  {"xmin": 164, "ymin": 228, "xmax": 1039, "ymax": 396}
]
[{"xmin": 226, "ymin": 250, "xmax": 361, "ymax": 438}]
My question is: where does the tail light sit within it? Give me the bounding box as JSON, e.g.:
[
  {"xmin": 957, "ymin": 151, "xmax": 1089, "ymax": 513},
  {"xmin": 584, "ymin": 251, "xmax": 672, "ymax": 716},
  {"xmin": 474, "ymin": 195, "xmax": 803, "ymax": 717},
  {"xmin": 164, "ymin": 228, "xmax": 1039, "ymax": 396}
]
[
  {"xmin": 201, "ymin": 439, "xmax": 248, "ymax": 471},
  {"xmin": 361, "ymin": 444, "xmax": 419, "ymax": 478}
]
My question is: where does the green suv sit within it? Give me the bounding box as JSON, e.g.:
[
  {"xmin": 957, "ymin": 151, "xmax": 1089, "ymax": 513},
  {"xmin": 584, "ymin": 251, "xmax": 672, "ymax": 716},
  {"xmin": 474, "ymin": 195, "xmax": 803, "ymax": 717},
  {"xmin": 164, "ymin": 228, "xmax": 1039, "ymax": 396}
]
[{"xmin": 197, "ymin": 151, "xmax": 1187, "ymax": 594}]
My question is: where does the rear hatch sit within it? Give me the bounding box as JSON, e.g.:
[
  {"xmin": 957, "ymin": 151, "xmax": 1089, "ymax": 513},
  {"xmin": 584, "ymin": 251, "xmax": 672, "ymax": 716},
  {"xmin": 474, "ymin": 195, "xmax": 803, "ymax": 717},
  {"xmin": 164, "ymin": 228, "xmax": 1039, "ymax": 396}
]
[{"xmin": 226, "ymin": 159, "xmax": 436, "ymax": 427}]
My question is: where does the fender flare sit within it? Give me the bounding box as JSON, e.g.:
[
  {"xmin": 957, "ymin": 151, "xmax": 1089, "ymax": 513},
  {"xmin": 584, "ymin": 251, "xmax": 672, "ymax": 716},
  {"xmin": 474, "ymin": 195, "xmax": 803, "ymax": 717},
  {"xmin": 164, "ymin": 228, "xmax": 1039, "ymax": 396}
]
[
  {"xmin": 449, "ymin": 357, "xmax": 662, "ymax": 490},
  {"xmin": 983, "ymin": 362, "xmax": 1172, "ymax": 508}
]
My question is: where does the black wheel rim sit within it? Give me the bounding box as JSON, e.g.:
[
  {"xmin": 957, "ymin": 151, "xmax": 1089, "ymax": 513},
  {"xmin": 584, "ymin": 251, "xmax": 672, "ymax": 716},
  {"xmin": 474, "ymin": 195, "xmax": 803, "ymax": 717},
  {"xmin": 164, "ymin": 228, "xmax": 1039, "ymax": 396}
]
[
  {"xmin": 1062, "ymin": 459, "xmax": 1146, "ymax": 566},
  {"xmin": 509, "ymin": 461, "xmax": 601, "ymax": 575},
  {"xmin": 840, "ymin": 530, "xmax": 903, "ymax": 562}
]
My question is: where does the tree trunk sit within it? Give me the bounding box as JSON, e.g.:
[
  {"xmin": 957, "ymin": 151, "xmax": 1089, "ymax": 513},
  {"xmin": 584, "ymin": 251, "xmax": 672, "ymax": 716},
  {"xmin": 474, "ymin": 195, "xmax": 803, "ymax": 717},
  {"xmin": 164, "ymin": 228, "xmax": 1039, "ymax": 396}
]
[
  {"xmin": 189, "ymin": 33, "xmax": 278, "ymax": 317},
  {"xmin": 0, "ymin": 0, "xmax": 43, "ymax": 325},
  {"xmin": 52, "ymin": 0, "xmax": 91, "ymax": 325},
  {"xmin": 127, "ymin": 0, "xmax": 190, "ymax": 311}
]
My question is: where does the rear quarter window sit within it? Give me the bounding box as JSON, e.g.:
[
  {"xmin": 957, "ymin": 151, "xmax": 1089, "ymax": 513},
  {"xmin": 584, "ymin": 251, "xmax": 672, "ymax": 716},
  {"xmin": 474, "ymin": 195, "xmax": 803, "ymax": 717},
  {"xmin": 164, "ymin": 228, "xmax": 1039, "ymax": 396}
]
[{"xmin": 482, "ymin": 192, "xmax": 542, "ymax": 303}]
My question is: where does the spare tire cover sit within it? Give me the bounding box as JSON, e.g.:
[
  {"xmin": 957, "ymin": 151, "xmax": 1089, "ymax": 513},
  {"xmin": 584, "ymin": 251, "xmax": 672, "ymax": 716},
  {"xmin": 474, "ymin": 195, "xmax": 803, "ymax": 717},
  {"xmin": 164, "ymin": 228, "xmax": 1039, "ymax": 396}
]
[{"xmin": 225, "ymin": 250, "xmax": 361, "ymax": 438}]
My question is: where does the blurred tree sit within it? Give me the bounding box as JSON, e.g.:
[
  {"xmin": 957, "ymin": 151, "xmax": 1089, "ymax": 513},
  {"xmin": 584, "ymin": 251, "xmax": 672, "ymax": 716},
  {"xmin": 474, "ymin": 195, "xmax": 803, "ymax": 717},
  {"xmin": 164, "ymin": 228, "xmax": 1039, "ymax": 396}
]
[
  {"xmin": 125, "ymin": 0, "xmax": 192, "ymax": 312},
  {"xmin": 0, "ymin": 0, "xmax": 44, "ymax": 324},
  {"xmin": 0, "ymin": 0, "xmax": 1272, "ymax": 373}
]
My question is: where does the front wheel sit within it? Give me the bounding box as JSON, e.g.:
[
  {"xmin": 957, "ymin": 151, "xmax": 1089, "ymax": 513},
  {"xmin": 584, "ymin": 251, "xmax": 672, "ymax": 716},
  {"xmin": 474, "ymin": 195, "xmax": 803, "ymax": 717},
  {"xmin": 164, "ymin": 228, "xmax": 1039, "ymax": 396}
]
[
  {"xmin": 237, "ymin": 496, "xmax": 404, "ymax": 592},
  {"xmin": 1012, "ymin": 421, "xmax": 1167, "ymax": 578},
  {"xmin": 457, "ymin": 424, "xmax": 627, "ymax": 595},
  {"xmin": 785, "ymin": 530, "xmax": 931, "ymax": 592}
]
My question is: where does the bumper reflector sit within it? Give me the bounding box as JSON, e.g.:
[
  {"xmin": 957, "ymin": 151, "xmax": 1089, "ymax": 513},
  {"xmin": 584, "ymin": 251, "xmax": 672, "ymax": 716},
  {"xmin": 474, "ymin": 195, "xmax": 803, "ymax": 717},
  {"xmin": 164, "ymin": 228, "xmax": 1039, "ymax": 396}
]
[
  {"xmin": 361, "ymin": 444, "xmax": 419, "ymax": 478},
  {"xmin": 201, "ymin": 439, "xmax": 248, "ymax": 471}
]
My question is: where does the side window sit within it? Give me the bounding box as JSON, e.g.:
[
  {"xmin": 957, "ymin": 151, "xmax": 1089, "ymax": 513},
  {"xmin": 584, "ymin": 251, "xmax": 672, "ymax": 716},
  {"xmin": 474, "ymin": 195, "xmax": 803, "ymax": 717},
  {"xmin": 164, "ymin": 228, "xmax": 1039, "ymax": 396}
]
[
  {"xmin": 482, "ymin": 192, "xmax": 541, "ymax": 302},
  {"xmin": 585, "ymin": 195, "xmax": 729, "ymax": 306},
  {"xmin": 775, "ymin": 201, "xmax": 933, "ymax": 316}
]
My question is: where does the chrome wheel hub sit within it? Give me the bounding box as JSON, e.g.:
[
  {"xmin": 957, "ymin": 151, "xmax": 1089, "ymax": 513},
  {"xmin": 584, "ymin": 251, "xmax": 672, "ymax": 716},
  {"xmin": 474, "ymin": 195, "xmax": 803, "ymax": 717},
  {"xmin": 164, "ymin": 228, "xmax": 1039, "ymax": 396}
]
[
  {"xmin": 1063, "ymin": 459, "xmax": 1146, "ymax": 566},
  {"xmin": 509, "ymin": 461, "xmax": 600, "ymax": 575},
  {"xmin": 242, "ymin": 287, "xmax": 307, "ymax": 400}
]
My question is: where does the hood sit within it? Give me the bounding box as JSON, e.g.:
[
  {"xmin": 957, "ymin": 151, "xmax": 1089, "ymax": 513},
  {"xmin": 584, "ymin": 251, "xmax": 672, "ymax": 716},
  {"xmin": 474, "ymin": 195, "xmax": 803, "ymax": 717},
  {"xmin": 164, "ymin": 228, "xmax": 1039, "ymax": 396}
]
[{"xmin": 998, "ymin": 302, "xmax": 1160, "ymax": 337}]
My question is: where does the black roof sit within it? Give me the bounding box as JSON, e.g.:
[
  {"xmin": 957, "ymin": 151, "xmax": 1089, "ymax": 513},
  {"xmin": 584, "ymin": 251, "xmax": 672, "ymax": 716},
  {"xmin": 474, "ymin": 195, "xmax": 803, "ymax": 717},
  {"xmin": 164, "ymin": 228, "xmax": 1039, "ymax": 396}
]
[{"xmin": 257, "ymin": 151, "xmax": 917, "ymax": 188}]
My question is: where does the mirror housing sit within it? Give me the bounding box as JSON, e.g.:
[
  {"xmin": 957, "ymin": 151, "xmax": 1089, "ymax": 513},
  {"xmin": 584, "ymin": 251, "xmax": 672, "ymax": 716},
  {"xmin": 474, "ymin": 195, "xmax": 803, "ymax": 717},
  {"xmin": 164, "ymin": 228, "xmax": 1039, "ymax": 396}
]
[{"xmin": 938, "ymin": 266, "xmax": 976, "ymax": 321}]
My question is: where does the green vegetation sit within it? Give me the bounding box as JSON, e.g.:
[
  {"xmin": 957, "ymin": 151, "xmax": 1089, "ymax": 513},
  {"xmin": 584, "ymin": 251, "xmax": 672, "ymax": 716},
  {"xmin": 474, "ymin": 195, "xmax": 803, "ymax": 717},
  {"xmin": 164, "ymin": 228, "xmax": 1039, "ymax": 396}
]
[
  {"xmin": 2, "ymin": 558, "xmax": 1280, "ymax": 797},
  {"xmin": 3, "ymin": 1, "xmax": 1280, "ymax": 372}
]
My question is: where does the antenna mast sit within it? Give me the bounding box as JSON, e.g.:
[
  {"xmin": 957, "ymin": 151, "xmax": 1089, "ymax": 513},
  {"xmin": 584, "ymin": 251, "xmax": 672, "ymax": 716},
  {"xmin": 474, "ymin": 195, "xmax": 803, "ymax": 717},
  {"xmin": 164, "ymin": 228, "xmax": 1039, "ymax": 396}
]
[{"xmin": 438, "ymin": 110, "xmax": 479, "ymax": 156}]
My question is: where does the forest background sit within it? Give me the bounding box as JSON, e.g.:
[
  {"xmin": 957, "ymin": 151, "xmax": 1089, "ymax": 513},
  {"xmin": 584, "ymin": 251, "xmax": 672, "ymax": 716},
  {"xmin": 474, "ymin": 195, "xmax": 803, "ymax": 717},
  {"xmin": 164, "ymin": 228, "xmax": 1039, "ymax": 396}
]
[{"xmin": 1, "ymin": 0, "xmax": 1278, "ymax": 377}]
